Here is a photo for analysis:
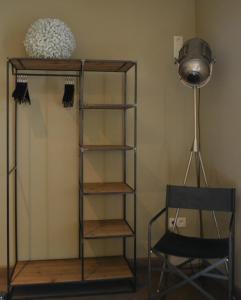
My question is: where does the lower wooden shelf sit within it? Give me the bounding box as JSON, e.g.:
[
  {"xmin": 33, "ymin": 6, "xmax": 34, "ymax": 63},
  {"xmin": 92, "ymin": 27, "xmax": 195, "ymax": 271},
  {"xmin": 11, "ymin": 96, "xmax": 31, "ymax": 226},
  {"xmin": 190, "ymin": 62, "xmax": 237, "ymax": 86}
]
[
  {"xmin": 11, "ymin": 257, "xmax": 133, "ymax": 286},
  {"xmin": 84, "ymin": 219, "xmax": 134, "ymax": 238}
]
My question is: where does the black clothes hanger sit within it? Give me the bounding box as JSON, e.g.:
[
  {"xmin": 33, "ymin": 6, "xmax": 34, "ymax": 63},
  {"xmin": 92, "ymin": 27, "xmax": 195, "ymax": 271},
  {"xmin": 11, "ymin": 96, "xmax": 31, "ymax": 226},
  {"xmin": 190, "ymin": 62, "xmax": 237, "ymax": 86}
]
[
  {"xmin": 63, "ymin": 77, "xmax": 75, "ymax": 107},
  {"xmin": 12, "ymin": 76, "xmax": 31, "ymax": 104}
]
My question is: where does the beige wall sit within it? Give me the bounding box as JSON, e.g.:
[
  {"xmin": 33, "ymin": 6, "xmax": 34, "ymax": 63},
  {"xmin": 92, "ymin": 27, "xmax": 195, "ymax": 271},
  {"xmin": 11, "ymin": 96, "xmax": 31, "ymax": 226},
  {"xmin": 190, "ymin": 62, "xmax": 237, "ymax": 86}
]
[
  {"xmin": 0, "ymin": 0, "xmax": 197, "ymax": 267},
  {"xmin": 196, "ymin": 0, "xmax": 241, "ymax": 288}
]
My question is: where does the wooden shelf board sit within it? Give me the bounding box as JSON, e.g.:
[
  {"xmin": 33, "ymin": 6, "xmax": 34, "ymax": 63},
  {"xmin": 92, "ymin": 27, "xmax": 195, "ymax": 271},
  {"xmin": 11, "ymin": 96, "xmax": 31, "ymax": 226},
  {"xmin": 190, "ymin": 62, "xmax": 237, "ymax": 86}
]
[
  {"xmin": 11, "ymin": 259, "xmax": 81, "ymax": 286},
  {"xmin": 85, "ymin": 257, "xmax": 133, "ymax": 281},
  {"xmin": 11, "ymin": 257, "xmax": 133, "ymax": 286},
  {"xmin": 83, "ymin": 182, "xmax": 134, "ymax": 195},
  {"xmin": 81, "ymin": 145, "xmax": 133, "ymax": 151},
  {"xmin": 85, "ymin": 60, "xmax": 135, "ymax": 72},
  {"xmin": 9, "ymin": 58, "xmax": 135, "ymax": 73},
  {"xmin": 81, "ymin": 104, "xmax": 135, "ymax": 110},
  {"xmin": 84, "ymin": 220, "xmax": 134, "ymax": 238},
  {"xmin": 9, "ymin": 58, "xmax": 82, "ymax": 72}
]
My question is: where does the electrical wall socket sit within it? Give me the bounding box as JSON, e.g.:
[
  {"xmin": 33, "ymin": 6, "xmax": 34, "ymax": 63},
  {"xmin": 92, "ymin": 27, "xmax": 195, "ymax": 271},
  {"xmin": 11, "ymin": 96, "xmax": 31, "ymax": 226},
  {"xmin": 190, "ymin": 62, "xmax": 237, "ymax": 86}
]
[
  {"xmin": 169, "ymin": 217, "xmax": 186, "ymax": 228},
  {"xmin": 173, "ymin": 35, "xmax": 183, "ymax": 59}
]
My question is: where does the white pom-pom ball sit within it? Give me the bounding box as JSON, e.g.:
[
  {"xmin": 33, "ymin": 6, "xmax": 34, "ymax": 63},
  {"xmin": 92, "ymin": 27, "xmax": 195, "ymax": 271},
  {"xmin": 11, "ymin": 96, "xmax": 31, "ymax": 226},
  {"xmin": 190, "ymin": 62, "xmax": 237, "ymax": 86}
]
[{"xmin": 24, "ymin": 18, "xmax": 76, "ymax": 59}]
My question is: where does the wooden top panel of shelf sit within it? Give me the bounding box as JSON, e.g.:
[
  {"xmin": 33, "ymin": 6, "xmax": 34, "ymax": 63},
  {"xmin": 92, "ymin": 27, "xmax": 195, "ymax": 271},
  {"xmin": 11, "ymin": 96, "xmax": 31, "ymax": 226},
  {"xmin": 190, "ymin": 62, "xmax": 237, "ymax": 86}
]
[
  {"xmin": 9, "ymin": 58, "xmax": 135, "ymax": 72},
  {"xmin": 81, "ymin": 104, "xmax": 135, "ymax": 110},
  {"xmin": 84, "ymin": 219, "xmax": 134, "ymax": 238},
  {"xmin": 81, "ymin": 145, "xmax": 133, "ymax": 151},
  {"xmin": 9, "ymin": 58, "xmax": 82, "ymax": 72},
  {"xmin": 84, "ymin": 60, "xmax": 134, "ymax": 72},
  {"xmin": 11, "ymin": 257, "xmax": 133, "ymax": 286},
  {"xmin": 83, "ymin": 182, "xmax": 134, "ymax": 194}
]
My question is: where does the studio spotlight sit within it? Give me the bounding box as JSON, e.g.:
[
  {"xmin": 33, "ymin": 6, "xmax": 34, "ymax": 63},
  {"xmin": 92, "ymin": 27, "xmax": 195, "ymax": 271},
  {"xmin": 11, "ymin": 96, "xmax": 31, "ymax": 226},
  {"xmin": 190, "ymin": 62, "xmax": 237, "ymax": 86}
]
[{"xmin": 176, "ymin": 38, "xmax": 214, "ymax": 88}]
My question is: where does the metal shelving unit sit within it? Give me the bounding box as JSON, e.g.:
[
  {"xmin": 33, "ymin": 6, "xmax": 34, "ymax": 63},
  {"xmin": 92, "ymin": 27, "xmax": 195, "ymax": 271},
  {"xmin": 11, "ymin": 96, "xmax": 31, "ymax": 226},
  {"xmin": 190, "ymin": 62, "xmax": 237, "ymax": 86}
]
[{"xmin": 6, "ymin": 58, "xmax": 137, "ymax": 299}]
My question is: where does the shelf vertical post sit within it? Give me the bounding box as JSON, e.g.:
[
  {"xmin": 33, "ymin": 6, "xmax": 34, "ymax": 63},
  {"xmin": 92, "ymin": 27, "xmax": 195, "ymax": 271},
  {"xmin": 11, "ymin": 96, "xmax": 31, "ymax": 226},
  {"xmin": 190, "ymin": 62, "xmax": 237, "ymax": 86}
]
[
  {"xmin": 14, "ymin": 72, "xmax": 18, "ymax": 264},
  {"xmin": 80, "ymin": 60, "xmax": 85, "ymax": 281},
  {"xmin": 6, "ymin": 59, "xmax": 10, "ymax": 291},
  {"xmin": 133, "ymin": 62, "xmax": 137, "ymax": 288},
  {"xmin": 122, "ymin": 72, "xmax": 127, "ymax": 258}
]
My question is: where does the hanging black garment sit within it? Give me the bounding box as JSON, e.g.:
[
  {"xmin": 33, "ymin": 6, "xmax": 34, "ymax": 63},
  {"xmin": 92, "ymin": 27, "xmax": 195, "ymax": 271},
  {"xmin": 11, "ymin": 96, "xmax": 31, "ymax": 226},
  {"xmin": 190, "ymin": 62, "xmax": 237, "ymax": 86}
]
[
  {"xmin": 62, "ymin": 83, "xmax": 74, "ymax": 107},
  {"xmin": 24, "ymin": 88, "xmax": 31, "ymax": 104},
  {"xmin": 12, "ymin": 81, "xmax": 31, "ymax": 104}
]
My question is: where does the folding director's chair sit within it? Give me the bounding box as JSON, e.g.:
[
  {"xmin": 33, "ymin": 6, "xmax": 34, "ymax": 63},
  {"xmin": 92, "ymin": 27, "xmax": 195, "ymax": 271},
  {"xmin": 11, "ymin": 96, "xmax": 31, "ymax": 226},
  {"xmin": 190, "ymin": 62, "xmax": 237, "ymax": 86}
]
[{"xmin": 148, "ymin": 185, "xmax": 235, "ymax": 300}]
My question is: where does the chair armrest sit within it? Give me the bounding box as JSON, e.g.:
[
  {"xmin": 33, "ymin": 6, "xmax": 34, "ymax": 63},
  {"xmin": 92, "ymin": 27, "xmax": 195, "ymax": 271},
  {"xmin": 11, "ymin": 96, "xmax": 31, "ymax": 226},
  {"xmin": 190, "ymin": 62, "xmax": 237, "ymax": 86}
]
[
  {"xmin": 229, "ymin": 212, "xmax": 235, "ymax": 235},
  {"xmin": 148, "ymin": 208, "xmax": 167, "ymax": 228},
  {"xmin": 148, "ymin": 208, "xmax": 166, "ymax": 251}
]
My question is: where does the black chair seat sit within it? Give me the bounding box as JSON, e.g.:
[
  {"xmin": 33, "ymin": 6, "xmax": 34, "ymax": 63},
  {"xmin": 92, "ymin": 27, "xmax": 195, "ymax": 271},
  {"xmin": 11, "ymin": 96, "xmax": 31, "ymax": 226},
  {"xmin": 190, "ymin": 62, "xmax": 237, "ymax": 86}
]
[{"xmin": 153, "ymin": 231, "xmax": 229, "ymax": 259}]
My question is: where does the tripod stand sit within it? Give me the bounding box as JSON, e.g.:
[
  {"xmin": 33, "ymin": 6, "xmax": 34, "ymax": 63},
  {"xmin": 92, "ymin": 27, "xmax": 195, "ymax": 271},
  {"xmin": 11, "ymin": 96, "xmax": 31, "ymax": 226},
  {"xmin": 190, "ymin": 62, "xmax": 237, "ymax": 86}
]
[{"xmin": 172, "ymin": 86, "xmax": 221, "ymax": 240}]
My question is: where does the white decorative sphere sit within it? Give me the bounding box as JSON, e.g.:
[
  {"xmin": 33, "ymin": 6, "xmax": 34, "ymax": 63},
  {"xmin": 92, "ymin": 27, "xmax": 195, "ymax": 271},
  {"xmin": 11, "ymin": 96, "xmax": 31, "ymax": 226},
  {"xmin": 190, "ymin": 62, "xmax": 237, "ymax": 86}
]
[{"xmin": 24, "ymin": 18, "xmax": 76, "ymax": 59}]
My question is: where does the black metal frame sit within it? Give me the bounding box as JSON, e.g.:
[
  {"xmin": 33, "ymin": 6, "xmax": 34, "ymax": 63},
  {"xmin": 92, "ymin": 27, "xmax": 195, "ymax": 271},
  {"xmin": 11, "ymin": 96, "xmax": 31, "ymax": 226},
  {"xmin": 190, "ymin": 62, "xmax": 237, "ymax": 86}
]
[
  {"xmin": 8, "ymin": 279, "xmax": 134, "ymax": 300},
  {"xmin": 148, "ymin": 188, "xmax": 235, "ymax": 300},
  {"xmin": 6, "ymin": 58, "xmax": 137, "ymax": 299},
  {"xmin": 79, "ymin": 60, "xmax": 137, "ymax": 286}
]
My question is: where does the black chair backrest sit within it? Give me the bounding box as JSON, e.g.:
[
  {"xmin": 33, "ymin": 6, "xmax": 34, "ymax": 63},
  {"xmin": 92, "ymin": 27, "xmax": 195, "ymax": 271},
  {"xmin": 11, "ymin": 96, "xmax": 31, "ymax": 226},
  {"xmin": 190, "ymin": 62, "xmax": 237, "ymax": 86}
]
[{"xmin": 166, "ymin": 185, "xmax": 235, "ymax": 212}]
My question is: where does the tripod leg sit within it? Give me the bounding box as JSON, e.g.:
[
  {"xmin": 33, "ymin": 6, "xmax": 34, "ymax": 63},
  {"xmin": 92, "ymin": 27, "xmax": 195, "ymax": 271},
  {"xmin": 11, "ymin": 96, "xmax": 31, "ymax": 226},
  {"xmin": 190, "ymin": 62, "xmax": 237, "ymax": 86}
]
[
  {"xmin": 172, "ymin": 208, "xmax": 180, "ymax": 232},
  {"xmin": 173, "ymin": 151, "xmax": 193, "ymax": 232},
  {"xmin": 184, "ymin": 151, "xmax": 193, "ymax": 185},
  {"xmin": 212, "ymin": 211, "xmax": 221, "ymax": 239},
  {"xmin": 198, "ymin": 152, "xmax": 208, "ymax": 186},
  {"xmin": 198, "ymin": 152, "xmax": 228, "ymax": 272},
  {"xmin": 195, "ymin": 152, "xmax": 204, "ymax": 238},
  {"xmin": 199, "ymin": 152, "xmax": 221, "ymax": 235},
  {"xmin": 211, "ymin": 211, "xmax": 229, "ymax": 273},
  {"xmin": 195, "ymin": 152, "xmax": 201, "ymax": 187}
]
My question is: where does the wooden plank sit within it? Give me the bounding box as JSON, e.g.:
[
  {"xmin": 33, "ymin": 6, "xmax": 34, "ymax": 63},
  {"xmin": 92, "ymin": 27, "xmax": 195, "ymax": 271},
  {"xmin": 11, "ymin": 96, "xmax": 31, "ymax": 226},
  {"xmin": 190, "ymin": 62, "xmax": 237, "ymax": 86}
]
[
  {"xmin": 11, "ymin": 259, "xmax": 81, "ymax": 286},
  {"xmin": 9, "ymin": 58, "xmax": 135, "ymax": 72},
  {"xmin": 81, "ymin": 104, "xmax": 135, "ymax": 110},
  {"xmin": 10, "ymin": 58, "xmax": 24, "ymax": 70},
  {"xmin": 85, "ymin": 257, "xmax": 133, "ymax": 281},
  {"xmin": 83, "ymin": 182, "xmax": 134, "ymax": 194},
  {"xmin": 11, "ymin": 257, "xmax": 133, "ymax": 286},
  {"xmin": 9, "ymin": 58, "xmax": 82, "ymax": 71},
  {"xmin": 84, "ymin": 220, "xmax": 134, "ymax": 238},
  {"xmin": 84, "ymin": 60, "xmax": 135, "ymax": 72},
  {"xmin": 81, "ymin": 145, "xmax": 133, "ymax": 151},
  {"xmin": 119, "ymin": 61, "xmax": 136, "ymax": 72}
]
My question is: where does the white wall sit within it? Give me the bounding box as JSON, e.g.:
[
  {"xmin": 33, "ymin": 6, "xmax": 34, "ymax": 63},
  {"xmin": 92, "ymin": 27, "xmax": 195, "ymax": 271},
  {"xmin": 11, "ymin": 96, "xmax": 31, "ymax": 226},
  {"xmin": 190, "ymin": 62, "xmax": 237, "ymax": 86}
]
[{"xmin": 196, "ymin": 0, "xmax": 241, "ymax": 288}]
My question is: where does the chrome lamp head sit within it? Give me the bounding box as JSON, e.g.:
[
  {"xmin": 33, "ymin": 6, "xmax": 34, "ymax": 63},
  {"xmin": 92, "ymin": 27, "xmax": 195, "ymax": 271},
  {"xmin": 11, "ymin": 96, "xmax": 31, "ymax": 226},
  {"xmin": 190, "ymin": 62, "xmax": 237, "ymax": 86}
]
[{"xmin": 176, "ymin": 38, "xmax": 214, "ymax": 88}]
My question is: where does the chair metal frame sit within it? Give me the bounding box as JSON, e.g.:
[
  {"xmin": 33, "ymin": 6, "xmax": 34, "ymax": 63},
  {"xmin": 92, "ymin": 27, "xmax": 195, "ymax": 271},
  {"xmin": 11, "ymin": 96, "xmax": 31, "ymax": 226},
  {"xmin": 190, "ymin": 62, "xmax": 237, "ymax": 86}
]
[{"xmin": 148, "ymin": 185, "xmax": 235, "ymax": 300}]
